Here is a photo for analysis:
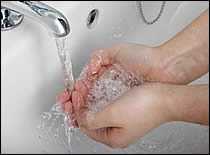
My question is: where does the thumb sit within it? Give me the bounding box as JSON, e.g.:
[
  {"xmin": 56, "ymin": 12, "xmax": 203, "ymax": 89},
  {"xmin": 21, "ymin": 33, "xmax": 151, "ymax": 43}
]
[{"xmin": 78, "ymin": 103, "xmax": 122, "ymax": 130}]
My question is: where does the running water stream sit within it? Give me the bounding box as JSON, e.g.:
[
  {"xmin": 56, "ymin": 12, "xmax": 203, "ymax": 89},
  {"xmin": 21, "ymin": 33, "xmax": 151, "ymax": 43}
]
[
  {"xmin": 55, "ymin": 37, "xmax": 76, "ymax": 153},
  {"xmin": 55, "ymin": 37, "xmax": 74, "ymax": 90},
  {"xmin": 36, "ymin": 37, "xmax": 75, "ymax": 153}
]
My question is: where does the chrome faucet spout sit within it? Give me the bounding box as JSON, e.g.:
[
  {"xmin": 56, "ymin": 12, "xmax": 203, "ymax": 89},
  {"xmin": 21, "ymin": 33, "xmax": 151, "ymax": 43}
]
[{"xmin": 1, "ymin": 1, "xmax": 70, "ymax": 37}]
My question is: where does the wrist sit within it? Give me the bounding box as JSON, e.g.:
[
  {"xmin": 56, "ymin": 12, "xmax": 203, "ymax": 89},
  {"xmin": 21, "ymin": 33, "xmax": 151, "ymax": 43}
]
[
  {"xmin": 152, "ymin": 44, "xmax": 193, "ymax": 84},
  {"xmin": 155, "ymin": 83, "xmax": 179, "ymax": 123},
  {"xmin": 163, "ymin": 84, "xmax": 209, "ymax": 125},
  {"xmin": 142, "ymin": 83, "xmax": 178, "ymax": 124}
]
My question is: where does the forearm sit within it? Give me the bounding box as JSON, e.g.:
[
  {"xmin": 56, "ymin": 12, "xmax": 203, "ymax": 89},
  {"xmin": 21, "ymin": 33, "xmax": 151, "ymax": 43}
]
[
  {"xmin": 165, "ymin": 84, "xmax": 209, "ymax": 125},
  {"xmin": 158, "ymin": 10, "xmax": 209, "ymax": 84}
]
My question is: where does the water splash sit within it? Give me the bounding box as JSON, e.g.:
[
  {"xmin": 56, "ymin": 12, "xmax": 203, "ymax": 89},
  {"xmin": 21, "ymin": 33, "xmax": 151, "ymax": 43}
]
[{"xmin": 36, "ymin": 104, "xmax": 74, "ymax": 153}]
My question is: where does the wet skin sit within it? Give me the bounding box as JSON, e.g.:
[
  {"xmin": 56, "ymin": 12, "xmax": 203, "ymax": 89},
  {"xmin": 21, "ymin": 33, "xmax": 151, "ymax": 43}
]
[{"xmin": 57, "ymin": 50, "xmax": 114, "ymax": 127}]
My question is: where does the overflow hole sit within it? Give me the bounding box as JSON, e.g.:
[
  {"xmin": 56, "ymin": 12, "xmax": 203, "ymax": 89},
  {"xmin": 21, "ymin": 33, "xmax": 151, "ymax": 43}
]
[{"xmin": 87, "ymin": 9, "xmax": 99, "ymax": 29}]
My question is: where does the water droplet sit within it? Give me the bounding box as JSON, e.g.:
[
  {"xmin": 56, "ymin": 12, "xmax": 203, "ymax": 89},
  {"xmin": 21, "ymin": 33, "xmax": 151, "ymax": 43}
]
[
  {"xmin": 113, "ymin": 32, "xmax": 123, "ymax": 39},
  {"xmin": 148, "ymin": 144, "xmax": 157, "ymax": 150},
  {"xmin": 41, "ymin": 112, "xmax": 51, "ymax": 120},
  {"xmin": 112, "ymin": 27, "xmax": 124, "ymax": 39},
  {"xmin": 51, "ymin": 104, "xmax": 62, "ymax": 112}
]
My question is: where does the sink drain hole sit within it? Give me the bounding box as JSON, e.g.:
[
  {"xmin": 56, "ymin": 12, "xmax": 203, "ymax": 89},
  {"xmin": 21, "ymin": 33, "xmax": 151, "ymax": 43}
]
[{"xmin": 87, "ymin": 9, "xmax": 99, "ymax": 29}]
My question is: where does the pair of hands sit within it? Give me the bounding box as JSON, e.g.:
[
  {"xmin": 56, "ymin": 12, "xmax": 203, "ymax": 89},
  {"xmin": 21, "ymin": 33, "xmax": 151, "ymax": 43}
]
[
  {"xmin": 57, "ymin": 43, "xmax": 208, "ymax": 148},
  {"xmin": 57, "ymin": 10, "xmax": 209, "ymax": 148}
]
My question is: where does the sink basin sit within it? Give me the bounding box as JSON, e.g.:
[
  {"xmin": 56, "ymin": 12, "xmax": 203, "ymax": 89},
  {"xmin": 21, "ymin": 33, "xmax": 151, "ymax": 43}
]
[{"xmin": 1, "ymin": 1, "xmax": 209, "ymax": 154}]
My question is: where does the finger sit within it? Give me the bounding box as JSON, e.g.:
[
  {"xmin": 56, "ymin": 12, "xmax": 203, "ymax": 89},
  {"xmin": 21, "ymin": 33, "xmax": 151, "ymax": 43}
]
[
  {"xmin": 83, "ymin": 79, "xmax": 92, "ymax": 90},
  {"xmin": 87, "ymin": 72, "xmax": 98, "ymax": 83},
  {"xmin": 74, "ymin": 80, "xmax": 88, "ymax": 98},
  {"xmin": 64, "ymin": 101, "xmax": 73, "ymax": 114},
  {"xmin": 63, "ymin": 100, "xmax": 78, "ymax": 128},
  {"xmin": 79, "ymin": 103, "xmax": 122, "ymax": 130},
  {"xmin": 56, "ymin": 89, "xmax": 71, "ymax": 105},
  {"xmin": 72, "ymin": 91, "xmax": 85, "ymax": 116},
  {"xmin": 67, "ymin": 114, "xmax": 79, "ymax": 128},
  {"xmin": 89, "ymin": 53, "xmax": 102, "ymax": 75},
  {"xmin": 98, "ymin": 66, "xmax": 108, "ymax": 77},
  {"xmin": 90, "ymin": 45, "xmax": 123, "ymax": 69},
  {"xmin": 93, "ymin": 50, "xmax": 112, "ymax": 66}
]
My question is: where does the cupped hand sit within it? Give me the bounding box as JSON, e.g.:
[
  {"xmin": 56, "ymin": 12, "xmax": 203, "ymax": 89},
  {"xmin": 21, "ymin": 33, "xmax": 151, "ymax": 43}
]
[
  {"xmin": 56, "ymin": 43, "xmax": 187, "ymax": 128},
  {"xmin": 78, "ymin": 83, "xmax": 174, "ymax": 148},
  {"xmin": 56, "ymin": 43, "xmax": 208, "ymax": 148}
]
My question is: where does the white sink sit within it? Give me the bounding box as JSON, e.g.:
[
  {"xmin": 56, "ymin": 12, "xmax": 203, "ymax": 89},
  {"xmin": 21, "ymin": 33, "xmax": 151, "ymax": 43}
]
[{"xmin": 1, "ymin": 1, "xmax": 209, "ymax": 154}]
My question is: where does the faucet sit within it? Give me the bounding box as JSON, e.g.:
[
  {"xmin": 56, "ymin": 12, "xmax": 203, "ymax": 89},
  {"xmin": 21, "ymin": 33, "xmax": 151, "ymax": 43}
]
[{"xmin": 1, "ymin": 1, "xmax": 70, "ymax": 37}]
